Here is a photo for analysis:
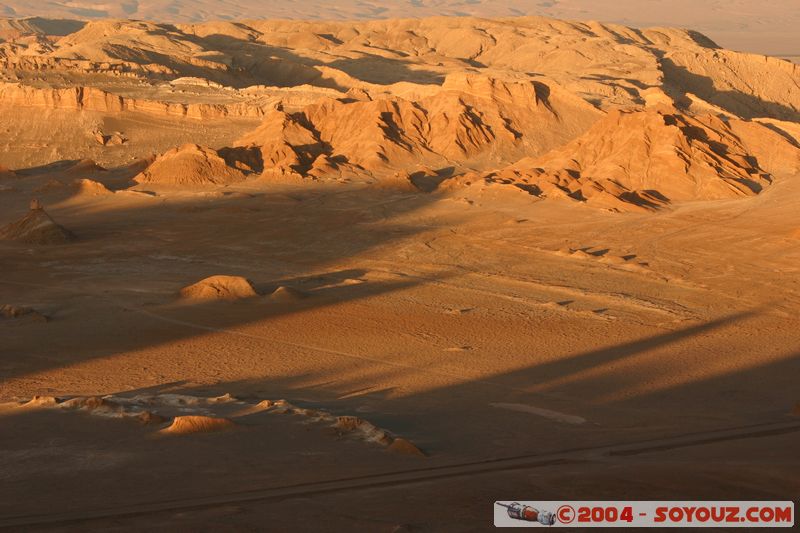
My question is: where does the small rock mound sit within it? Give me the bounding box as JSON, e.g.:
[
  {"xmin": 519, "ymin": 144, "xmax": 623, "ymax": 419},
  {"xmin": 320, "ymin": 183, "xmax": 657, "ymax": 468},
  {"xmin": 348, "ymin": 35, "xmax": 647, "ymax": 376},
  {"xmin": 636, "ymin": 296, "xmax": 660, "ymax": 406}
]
[
  {"xmin": 60, "ymin": 396, "xmax": 119, "ymax": 413},
  {"xmin": 388, "ymin": 437, "xmax": 426, "ymax": 457},
  {"xmin": 72, "ymin": 178, "xmax": 112, "ymax": 196},
  {"xmin": 0, "ymin": 304, "xmax": 47, "ymax": 322},
  {"xmin": 135, "ymin": 410, "xmax": 168, "ymax": 425},
  {"xmin": 134, "ymin": 144, "xmax": 247, "ymax": 187},
  {"xmin": 160, "ymin": 415, "xmax": 236, "ymax": 435},
  {"xmin": 333, "ymin": 416, "xmax": 393, "ymax": 445},
  {"xmin": 180, "ymin": 275, "xmax": 258, "ymax": 301},
  {"xmin": 23, "ymin": 395, "xmax": 60, "ymax": 407},
  {"xmin": 92, "ymin": 130, "xmax": 127, "ymax": 146},
  {"xmin": 269, "ymin": 285, "xmax": 308, "ymax": 302},
  {"xmin": 569, "ymin": 249, "xmax": 594, "ymax": 260},
  {"xmin": 0, "ymin": 204, "xmax": 75, "ymax": 244}
]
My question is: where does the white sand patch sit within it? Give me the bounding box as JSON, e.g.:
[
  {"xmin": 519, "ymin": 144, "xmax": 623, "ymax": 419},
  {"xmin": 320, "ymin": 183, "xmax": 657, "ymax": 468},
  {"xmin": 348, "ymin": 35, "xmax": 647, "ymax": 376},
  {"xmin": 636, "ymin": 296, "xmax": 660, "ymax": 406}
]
[{"xmin": 489, "ymin": 403, "xmax": 587, "ymax": 425}]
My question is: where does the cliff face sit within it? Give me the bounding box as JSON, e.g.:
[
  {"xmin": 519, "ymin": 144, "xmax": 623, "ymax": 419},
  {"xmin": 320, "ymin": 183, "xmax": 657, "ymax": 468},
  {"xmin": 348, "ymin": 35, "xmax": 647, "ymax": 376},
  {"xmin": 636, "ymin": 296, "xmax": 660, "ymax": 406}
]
[{"xmin": 0, "ymin": 83, "xmax": 267, "ymax": 119}]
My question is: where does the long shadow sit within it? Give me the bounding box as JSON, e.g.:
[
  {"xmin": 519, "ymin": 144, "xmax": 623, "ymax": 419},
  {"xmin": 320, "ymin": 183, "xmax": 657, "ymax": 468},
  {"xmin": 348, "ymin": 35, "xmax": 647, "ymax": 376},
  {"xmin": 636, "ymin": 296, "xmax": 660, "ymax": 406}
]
[
  {"xmin": 498, "ymin": 310, "xmax": 758, "ymax": 392},
  {"xmin": 198, "ymin": 32, "xmax": 445, "ymax": 88},
  {"xmin": 660, "ymin": 56, "xmax": 800, "ymax": 121},
  {"xmin": 36, "ymin": 303, "xmax": 790, "ymax": 515},
  {"xmin": 72, "ymin": 308, "xmax": 791, "ymax": 456},
  {"xmin": 19, "ymin": 18, "xmax": 87, "ymax": 36},
  {"xmin": 3, "ymin": 201, "xmax": 798, "ymax": 521},
  {"xmin": 3, "ymin": 21, "xmax": 336, "ymax": 90},
  {"xmin": 327, "ymin": 55, "xmax": 445, "ymax": 85},
  {"xmin": 627, "ymin": 348, "xmax": 800, "ymax": 416},
  {"xmin": 4, "ymin": 162, "xmax": 792, "ymax": 442},
  {"xmin": 78, "ymin": 24, "xmax": 446, "ymax": 89},
  {"xmin": 0, "ymin": 337, "xmax": 795, "ymax": 526},
  {"xmin": 190, "ymin": 32, "xmax": 347, "ymax": 90},
  {"xmin": 392, "ymin": 311, "xmax": 798, "ymax": 452},
  {"xmin": 0, "ymin": 168, "xmax": 456, "ymax": 384}
]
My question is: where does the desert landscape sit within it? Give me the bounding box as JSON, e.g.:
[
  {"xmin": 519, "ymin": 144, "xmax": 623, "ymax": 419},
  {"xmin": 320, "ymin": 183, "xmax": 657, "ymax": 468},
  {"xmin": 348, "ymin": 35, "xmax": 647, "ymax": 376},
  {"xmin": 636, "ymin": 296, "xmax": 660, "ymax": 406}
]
[{"xmin": 0, "ymin": 5, "xmax": 799, "ymax": 531}]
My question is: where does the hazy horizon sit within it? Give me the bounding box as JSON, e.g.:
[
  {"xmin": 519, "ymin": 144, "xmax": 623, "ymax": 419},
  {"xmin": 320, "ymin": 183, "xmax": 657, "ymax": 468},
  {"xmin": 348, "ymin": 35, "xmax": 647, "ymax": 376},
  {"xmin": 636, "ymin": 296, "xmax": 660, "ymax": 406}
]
[{"xmin": 1, "ymin": 0, "xmax": 798, "ymax": 57}]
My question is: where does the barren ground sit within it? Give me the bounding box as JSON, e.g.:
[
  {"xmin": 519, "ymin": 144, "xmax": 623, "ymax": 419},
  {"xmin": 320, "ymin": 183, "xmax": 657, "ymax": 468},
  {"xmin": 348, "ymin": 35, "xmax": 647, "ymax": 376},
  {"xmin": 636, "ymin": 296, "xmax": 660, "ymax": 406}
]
[{"xmin": 0, "ymin": 13, "xmax": 798, "ymax": 532}]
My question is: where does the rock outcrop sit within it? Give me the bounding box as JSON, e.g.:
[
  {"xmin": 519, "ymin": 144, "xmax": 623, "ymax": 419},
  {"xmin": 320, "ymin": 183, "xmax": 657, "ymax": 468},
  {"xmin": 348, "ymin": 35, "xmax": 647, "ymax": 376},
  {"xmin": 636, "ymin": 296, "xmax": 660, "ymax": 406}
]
[
  {"xmin": 0, "ymin": 203, "xmax": 75, "ymax": 244},
  {"xmin": 133, "ymin": 144, "xmax": 249, "ymax": 187},
  {"xmin": 459, "ymin": 108, "xmax": 794, "ymax": 211},
  {"xmin": 179, "ymin": 275, "xmax": 258, "ymax": 301},
  {"xmin": 234, "ymin": 75, "xmax": 601, "ymax": 182},
  {"xmin": 0, "ymin": 82, "xmax": 268, "ymax": 120},
  {"xmin": 1, "ymin": 15, "xmax": 798, "ymax": 209}
]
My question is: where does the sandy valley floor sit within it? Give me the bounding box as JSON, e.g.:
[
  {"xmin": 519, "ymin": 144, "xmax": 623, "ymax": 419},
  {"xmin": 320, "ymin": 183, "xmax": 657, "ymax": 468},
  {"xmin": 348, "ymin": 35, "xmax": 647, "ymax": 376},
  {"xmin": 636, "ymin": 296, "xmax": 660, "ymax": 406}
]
[{"xmin": 1, "ymin": 168, "xmax": 798, "ymax": 530}]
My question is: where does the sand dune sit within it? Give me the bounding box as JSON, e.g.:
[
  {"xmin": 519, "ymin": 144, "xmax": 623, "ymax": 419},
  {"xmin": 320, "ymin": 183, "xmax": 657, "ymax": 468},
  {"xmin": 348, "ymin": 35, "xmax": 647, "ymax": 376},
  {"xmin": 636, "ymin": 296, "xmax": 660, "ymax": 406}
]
[{"xmin": 269, "ymin": 286, "xmax": 308, "ymax": 302}]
